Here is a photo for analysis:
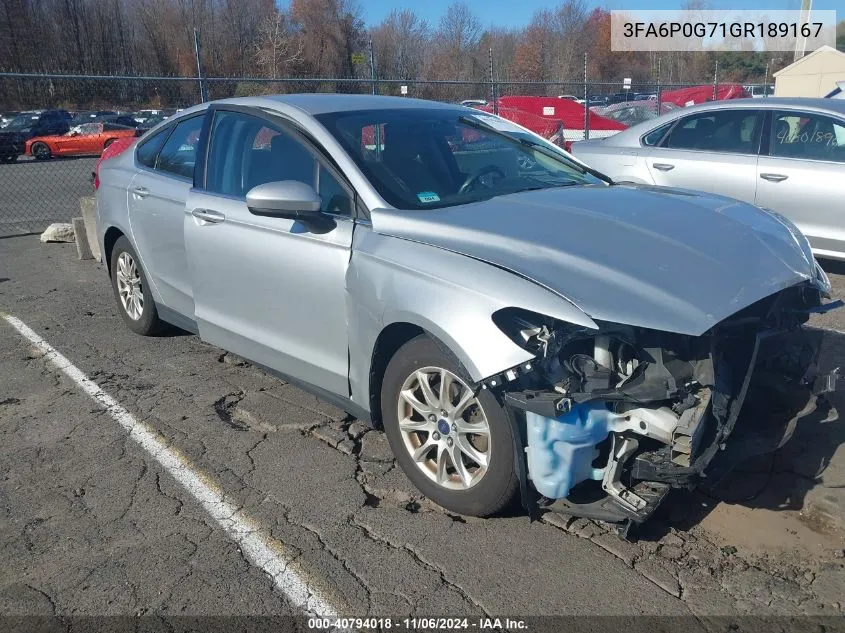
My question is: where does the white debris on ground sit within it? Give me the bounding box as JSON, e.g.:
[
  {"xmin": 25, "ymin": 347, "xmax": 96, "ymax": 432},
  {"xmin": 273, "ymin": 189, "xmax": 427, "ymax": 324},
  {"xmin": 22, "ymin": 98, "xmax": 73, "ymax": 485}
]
[{"xmin": 39, "ymin": 223, "xmax": 75, "ymax": 243}]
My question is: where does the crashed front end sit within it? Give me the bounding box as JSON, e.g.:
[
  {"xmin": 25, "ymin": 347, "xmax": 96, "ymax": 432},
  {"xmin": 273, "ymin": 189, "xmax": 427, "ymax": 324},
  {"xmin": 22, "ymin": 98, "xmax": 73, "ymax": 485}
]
[{"xmin": 490, "ymin": 278, "xmax": 840, "ymax": 530}]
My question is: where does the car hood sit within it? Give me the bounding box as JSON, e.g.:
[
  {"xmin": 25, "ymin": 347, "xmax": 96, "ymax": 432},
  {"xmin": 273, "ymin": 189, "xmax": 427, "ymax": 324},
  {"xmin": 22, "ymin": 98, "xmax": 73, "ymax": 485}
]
[{"xmin": 369, "ymin": 184, "xmax": 816, "ymax": 335}]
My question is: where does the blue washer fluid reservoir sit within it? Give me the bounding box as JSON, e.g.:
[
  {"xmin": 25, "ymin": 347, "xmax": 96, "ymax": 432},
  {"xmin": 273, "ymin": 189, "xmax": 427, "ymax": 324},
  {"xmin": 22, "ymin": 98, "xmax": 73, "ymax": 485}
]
[{"xmin": 525, "ymin": 401, "xmax": 614, "ymax": 500}]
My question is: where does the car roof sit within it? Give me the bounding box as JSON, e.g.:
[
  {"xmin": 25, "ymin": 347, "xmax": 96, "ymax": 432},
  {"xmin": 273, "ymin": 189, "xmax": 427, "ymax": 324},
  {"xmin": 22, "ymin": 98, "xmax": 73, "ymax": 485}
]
[
  {"xmin": 678, "ymin": 97, "xmax": 845, "ymax": 114},
  {"xmin": 215, "ymin": 93, "xmax": 463, "ymax": 116},
  {"xmin": 593, "ymin": 97, "xmax": 845, "ymax": 146}
]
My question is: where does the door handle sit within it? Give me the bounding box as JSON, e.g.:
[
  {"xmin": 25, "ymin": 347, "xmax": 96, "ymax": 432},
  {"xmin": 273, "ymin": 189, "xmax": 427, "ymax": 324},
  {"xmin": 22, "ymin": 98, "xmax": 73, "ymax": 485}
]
[
  {"xmin": 760, "ymin": 173, "xmax": 788, "ymax": 183},
  {"xmin": 191, "ymin": 208, "xmax": 226, "ymax": 224},
  {"xmin": 652, "ymin": 163, "xmax": 675, "ymax": 171},
  {"xmin": 131, "ymin": 186, "xmax": 149, "ymax": 198}
]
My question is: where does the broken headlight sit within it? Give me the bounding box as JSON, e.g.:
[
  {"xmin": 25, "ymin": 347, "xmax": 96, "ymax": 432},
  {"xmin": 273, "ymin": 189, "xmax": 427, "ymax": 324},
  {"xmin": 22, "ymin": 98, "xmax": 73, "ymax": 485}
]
[{"xmin": 493, "ymin": 307, "xmax": 556, "ymax": 356}]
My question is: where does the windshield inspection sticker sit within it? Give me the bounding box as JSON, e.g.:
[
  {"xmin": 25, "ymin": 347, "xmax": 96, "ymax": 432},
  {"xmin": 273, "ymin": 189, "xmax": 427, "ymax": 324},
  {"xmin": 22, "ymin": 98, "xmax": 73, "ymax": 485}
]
[{"xmin": 417, "ymin": 191, "xmax": 440, "ymax": 203}]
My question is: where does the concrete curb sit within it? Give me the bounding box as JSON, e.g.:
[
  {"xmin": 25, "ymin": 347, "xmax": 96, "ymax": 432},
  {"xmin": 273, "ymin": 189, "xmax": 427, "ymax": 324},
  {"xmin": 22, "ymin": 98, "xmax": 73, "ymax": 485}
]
[
  {"xmin": 72, "ymin": 217, "xmax": 93, "ymax": 260},
  {"xmin": 79, "ymin": 196, "xmax": 101, "ymax": 262}
]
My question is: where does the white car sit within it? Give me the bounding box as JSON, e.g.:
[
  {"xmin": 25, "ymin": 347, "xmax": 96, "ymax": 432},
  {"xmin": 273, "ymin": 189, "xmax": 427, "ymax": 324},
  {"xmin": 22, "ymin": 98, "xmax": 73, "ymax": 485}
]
[{"xmin": 571, "ymin": 97, "xmax": 845, "ymax": 260}]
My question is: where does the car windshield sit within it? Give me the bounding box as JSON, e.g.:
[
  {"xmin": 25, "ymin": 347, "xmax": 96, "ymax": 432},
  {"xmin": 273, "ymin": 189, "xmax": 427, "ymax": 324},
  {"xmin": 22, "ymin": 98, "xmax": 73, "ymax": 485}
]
[
  {"xmin": 315, "ymin": 108, "xmax": 606, "ymax": 210},
  {"xmin": 68, "ymin": 123, "xmax": 101, "ymax": 136}
]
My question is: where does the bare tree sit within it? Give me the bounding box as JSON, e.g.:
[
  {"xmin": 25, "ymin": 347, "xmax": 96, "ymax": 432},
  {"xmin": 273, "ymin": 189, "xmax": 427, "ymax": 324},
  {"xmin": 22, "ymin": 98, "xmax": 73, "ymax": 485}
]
[
  {"xmin": 437, "ymin": 1, "xmax": 481, "ymax": 53},
  {"xmin": 371, "ymin": 8, "xmax": 430, "ymax": 79},
  {"xmin": 253, "ymin": 10, "xmax": 303, "ymax": 79},
  {"xmin": 290, "ymin": 0, "xmax": 366, "ymax": 79},
  {"xmin": 430, "ymin": 1, "xmax": 482, "ymax": 81}
]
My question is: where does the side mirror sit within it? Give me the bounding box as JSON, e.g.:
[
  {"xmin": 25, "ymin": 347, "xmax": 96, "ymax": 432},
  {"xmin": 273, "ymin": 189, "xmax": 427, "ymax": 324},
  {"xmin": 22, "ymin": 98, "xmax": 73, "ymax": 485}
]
[{"xmin": 246, "ymin": 181, "xmax": 322, "ymax": 220}]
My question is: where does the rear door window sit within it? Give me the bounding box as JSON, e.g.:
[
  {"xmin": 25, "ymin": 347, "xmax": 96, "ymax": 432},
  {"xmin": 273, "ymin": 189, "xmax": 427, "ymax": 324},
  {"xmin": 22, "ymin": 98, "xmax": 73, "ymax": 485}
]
[
  {"xmin": 664, "ymin": 110, "xmax": 762, "ymax": 154},
  {"xmin": 136, "ymin": 127, "xmax": 171, "ymax": 168},
  {"xmin": 155, "ymin": 115, "xmax": 203, "ymax": 179},
  {"xmin": 642, "ymin": 122, "xmax": 674, "ymax": 147}
]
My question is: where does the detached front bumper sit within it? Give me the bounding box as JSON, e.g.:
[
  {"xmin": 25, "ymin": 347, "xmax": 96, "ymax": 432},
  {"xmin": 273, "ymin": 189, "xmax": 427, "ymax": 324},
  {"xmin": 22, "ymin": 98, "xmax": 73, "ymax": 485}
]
[{"xmin": 699, "ymin": 327, "xmax": 836, "ymax": 482}]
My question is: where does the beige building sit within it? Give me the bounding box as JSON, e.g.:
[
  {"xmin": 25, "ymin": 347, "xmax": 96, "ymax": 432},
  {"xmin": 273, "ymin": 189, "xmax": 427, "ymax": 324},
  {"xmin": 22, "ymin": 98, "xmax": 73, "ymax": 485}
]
[{"xmin": 773, "ymin": 45, "xmax": 845, "ymax": 98}]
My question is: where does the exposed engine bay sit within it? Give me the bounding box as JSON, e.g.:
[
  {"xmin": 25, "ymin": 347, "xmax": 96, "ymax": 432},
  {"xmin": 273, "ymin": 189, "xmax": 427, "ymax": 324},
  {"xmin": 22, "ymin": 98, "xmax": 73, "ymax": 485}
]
[{"xmin": 491, "ymin": 280, "xmax": 841, "ymax": 532}]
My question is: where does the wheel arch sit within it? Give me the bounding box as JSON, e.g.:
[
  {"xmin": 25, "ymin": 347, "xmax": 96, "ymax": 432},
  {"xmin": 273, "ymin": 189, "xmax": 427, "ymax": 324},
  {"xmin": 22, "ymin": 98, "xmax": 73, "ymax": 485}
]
[
  {"xmin": 103, "ymin": 226, "xmax": 125, "ymax": 276},
  {"xmin": 30, "ymin": 140, "xmax": 51, "ymax": 156},
  {"xmin": 368, "ymin": 322, "xmax": 425, "ymax": 428},
  {"xmin": 366, "ymin": 311, "xmax": 522, "ymax": 428}
]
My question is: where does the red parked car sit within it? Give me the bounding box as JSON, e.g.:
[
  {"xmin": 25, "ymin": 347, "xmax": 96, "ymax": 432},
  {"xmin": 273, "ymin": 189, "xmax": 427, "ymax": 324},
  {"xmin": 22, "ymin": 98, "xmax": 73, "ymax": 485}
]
[
  {"xmin": 476, "ymin": 96, "xmax": 627, "ymax": 151},
  {"xmin": 26, "ymin": 121, "xmax": 138, "ymax": 160},
  {"xmin": 659, "ymin": 84, "xmax": 750, "ymax": 107}
]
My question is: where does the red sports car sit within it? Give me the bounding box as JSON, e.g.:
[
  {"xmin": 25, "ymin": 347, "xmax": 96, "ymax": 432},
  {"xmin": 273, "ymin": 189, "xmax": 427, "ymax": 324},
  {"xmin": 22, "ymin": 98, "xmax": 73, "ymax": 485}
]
[{"xmin": 26, "ymin": 121, "xmax": 138, "ymax": 160}]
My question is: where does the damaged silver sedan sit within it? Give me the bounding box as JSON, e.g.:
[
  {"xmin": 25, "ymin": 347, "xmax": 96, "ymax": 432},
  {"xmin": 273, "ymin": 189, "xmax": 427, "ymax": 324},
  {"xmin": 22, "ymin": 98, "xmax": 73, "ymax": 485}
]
[{"xmin": 96, "ymin": 94, "xmax": 840, "ymax": 530}]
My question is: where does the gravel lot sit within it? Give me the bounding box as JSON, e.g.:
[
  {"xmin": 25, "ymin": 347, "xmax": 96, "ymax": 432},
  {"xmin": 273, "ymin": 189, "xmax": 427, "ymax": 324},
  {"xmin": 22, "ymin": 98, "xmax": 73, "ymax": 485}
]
[{"xmin": 2, "ymin": 233, "xmax": 845, "ymax": 630}]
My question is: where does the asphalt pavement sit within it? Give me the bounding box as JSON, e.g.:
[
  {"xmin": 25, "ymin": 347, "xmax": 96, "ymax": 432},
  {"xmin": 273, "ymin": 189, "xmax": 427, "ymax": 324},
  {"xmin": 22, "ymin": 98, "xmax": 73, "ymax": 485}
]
[{"xmin": 2, "ymin": 235, "xmax": 845, "ymax": 631}]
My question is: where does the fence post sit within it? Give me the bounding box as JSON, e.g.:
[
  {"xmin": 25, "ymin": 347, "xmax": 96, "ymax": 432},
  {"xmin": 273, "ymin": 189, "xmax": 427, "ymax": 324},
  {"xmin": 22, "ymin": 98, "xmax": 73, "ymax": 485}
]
[
  {"xmin": 489, "ymin": 47, "xmax": 498, "ymax": 115},
  {"xmin": 583, "ymin": 53, "xmax": 589, "ymax": 141},
  {"xmin": 193, "ymin": 29, "xmax": 206, "ymax": 103},
  {"xmin": 369, "ymin": 37, "xmax": 377, "ymax": 95},
  {"xmin": 712, "ymin": 60, "xmax": 718, "ymax": 101},
  {"xmin": 656, "ymin": 57, "xmax": 662, "ymax": 111},
  {"xmin": 763, "ymin": 61, "xmax": 770, "ymax": 98}
]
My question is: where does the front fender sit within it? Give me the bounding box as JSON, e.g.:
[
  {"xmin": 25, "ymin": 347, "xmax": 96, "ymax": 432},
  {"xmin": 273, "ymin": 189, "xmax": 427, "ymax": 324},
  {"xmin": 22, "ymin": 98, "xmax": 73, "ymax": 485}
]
[{"xmin": 346, "ymin": 228, "xmax": 597, "ymax": 413}]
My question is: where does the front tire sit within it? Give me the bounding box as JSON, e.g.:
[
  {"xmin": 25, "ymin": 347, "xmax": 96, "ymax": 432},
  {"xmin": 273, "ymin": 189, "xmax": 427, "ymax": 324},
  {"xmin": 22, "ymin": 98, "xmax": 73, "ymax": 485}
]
[
  {"xmin": 110, "ymin": 236, "xmax": 163, "ymax": 335},
  {"xmin": 1, "ymin": 154, "xmax": 17, "ymax": 163},
  {"xmin": 31, "ymin": 142, "xmax": 51, "ymax": 160},
  {"xmin": 381, "ymin": 335, "xmax": 518, "ymax": 517}
]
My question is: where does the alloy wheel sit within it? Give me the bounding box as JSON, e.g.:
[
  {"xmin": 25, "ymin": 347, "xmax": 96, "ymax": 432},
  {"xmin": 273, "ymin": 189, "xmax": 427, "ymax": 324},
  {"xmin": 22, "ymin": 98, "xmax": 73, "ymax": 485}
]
[
  {"xmin": 116, "ymin": 251, "xmax": 144, "ymax": 320},
  {"xmin": 32, "ymin": 143, "xmax": 50, "ymax": 159},
  {"xmin": 396, "ymin": 366, "xmax": 491, "ymax": 490}
]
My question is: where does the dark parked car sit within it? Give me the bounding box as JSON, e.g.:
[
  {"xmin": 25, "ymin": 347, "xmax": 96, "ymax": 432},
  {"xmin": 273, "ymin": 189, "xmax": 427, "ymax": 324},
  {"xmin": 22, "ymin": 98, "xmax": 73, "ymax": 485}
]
[
  {"xmin": 108, "ymin": 115, "xmax": 140, "ymax": 128},
  {"xmin": 70, "ymin": 110, "xmax": 117, "ymax": 126},
  {"xmin": 0, "ymin": 111, "xmax": 21, "ymax": 128},
  {"xmin": 135, "ymin": 112, "xmax": 171, "ymax": 132},
  {"xmin": 0, "ymin": 110, "xmax": 71, "ymax": 162}
]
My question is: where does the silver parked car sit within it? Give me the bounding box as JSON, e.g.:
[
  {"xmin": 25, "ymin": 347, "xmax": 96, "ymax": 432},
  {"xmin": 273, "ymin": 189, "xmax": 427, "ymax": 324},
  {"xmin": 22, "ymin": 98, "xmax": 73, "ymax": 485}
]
[
  {"xmin": 96, "ymin": 94, "xmax": 838, "ymax": 529},
  {"xmin": 571, "ymin": 98, "xmax": 845, "ymax": 260}
]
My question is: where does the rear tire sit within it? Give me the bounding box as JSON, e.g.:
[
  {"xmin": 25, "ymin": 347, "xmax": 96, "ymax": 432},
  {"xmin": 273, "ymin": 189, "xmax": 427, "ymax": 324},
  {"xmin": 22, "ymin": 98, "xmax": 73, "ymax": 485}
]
[
  {"xmin": 381, "ymin": 335, "xmax": 518, "ymax": 517},
  {"xmin": 31, "ymin": 142, "xmax": 51, "ymax": 160},
  {"xmin": 110, "ymin": 236, "xmax": 163, "ymax": 336},
  {"xmin": 103, "ymin": 138, "xmax": 115, "ymax": 150},
  {"xmin": 1, "ymin": 154, "xmax": 17, "ymax": 163}
]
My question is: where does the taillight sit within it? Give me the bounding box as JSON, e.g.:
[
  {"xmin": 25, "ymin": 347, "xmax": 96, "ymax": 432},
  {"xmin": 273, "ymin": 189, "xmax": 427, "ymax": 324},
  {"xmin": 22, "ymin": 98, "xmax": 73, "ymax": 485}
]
[{"xmin": 564, "ymin": 141, "xmax": 574, "ymax": 152}]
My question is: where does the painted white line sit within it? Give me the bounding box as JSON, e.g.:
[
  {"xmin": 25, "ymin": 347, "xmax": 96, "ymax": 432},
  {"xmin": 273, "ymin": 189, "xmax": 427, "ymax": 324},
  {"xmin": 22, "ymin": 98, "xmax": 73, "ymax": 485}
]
[
  {"xmin": 3, "ymin": 314, "xmax": 340, "ymax": 618},
  {"xmin": 808, "ymin": 324, "xmax": 845, "ymax": 337}
]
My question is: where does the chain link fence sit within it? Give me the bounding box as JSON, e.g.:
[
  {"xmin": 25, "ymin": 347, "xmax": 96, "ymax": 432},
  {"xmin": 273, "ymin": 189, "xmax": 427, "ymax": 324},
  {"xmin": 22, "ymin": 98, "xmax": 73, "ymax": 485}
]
[{"xmin": 0, "ymin": 72, "xmax": 772, "ymax": 237}]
